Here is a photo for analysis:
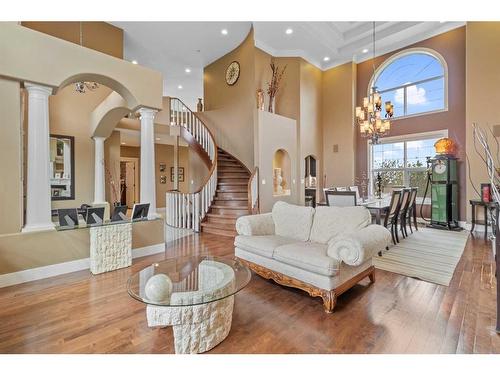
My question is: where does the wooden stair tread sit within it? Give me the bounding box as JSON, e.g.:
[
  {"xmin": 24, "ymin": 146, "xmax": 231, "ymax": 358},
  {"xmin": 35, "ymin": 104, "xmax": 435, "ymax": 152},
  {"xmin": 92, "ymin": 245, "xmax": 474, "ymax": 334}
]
[
  {"xmin": 206, "ymin": 213, "xmax": 241, "ymax": 219},
  {"xmin": 215, "ymin": 197, "xmax": 248, "ymax": 201},
  {"xmin": 218, "ymin": 181, "xmax": 248, "ymax": 185},
  {"xmin": 211, "ymin": 205, "xmax": 248, "ymax": 209},
  {"xmin": 217, "ymin": 189, "xmax": 247, "ymax": 193},
  {"xmin": 201, "ymin": 222, "xmax": 236, "ymax": 230}
]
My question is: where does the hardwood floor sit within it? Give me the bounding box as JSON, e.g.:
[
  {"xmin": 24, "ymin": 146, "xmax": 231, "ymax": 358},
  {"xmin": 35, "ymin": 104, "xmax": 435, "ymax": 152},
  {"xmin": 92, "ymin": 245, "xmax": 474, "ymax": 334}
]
[{"xmin": 0, "ymin": 231, "xmax": 498, "ymax": 354}]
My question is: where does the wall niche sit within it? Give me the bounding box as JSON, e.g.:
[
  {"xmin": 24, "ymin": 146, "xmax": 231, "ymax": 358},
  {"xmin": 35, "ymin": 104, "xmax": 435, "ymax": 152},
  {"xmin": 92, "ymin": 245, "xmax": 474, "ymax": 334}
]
[{"xmin": 273, "ymin": 149, "xmax": 291, "ymax": 197}]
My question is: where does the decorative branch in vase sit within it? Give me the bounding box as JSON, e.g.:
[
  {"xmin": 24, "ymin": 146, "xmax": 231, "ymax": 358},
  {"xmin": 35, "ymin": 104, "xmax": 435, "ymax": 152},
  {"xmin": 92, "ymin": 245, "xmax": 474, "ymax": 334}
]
[
  {"xmin": 267, "ymin": 59, "xmax": 287, "ymax": 113},
  {"xmin": 105, "ymin": 162, "xmax": 124, "ymax": 206}
]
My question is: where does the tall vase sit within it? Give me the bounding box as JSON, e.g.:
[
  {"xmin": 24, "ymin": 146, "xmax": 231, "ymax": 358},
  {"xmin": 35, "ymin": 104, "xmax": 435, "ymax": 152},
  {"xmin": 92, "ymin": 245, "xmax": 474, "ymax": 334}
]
[
  {"xmin": 268, "ymin": 95, "xmax": 275, "ymax": 113},
  {"xmin": 256, "ymin": 89, "xmax": 264, "ymax": 110},
  {"xmin": 197, "ymin": 98, "xmax": 203, "ymax": 112}
]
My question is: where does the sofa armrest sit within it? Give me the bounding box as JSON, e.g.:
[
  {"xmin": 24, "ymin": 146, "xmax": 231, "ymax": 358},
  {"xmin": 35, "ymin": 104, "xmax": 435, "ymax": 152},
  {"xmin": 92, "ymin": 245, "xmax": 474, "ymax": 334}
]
[
  {"xmin": 327, "ymin": 225, "xmax": 391, "ymax": 266},
  {"xmin": 236, "ymin": 213, "xmax": 275, "ymax": 236}
]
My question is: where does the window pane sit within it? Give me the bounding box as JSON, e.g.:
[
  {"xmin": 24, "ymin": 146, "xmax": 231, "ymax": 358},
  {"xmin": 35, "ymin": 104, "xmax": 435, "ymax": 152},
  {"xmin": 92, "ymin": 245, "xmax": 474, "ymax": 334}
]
[
  {"xmin": 375, "ymin": 53, "xmax": 444, "ymax": 91},
  {"xmin": 379, "ymin": 88, "xmax": 404, "ymax": 118},
  {"xmin": 406, "ymin": 77, "xmax": 445, "ymax": 115},
  {"xmin": 406, "ymin": 138, "xmax": 438, "ymax": 168},
  {"xmin": 374, "ymin": 171, "xmax": 404, "ymax": 192},
  {"xmin": 372, "ymin": 142, "xmax": 404, "ymax": 169},
  {"xmin": 409, "ymin": 170, "xmax": 430, "ymax": 197}
]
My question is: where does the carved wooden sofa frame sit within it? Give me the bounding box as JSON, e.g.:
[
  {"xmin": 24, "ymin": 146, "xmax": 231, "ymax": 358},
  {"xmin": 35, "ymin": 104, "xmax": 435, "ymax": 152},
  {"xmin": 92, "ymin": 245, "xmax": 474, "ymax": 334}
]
[{"xmin": 238, "ymin": 258, "xmax": 375, "ymax": 313}]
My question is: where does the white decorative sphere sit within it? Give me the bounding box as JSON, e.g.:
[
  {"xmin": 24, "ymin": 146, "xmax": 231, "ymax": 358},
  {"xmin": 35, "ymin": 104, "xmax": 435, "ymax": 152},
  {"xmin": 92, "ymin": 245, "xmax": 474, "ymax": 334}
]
[{"xmin": 145, "ymin": 274, "xmax": 173, "ymax": 303}]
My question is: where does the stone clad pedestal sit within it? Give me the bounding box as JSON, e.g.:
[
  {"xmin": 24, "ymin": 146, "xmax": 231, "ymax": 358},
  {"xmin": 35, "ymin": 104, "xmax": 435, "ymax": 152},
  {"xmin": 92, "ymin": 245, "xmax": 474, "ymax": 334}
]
[{"xmin": 90, "ymin": 223, "xmax": 132, "ymax": 275}]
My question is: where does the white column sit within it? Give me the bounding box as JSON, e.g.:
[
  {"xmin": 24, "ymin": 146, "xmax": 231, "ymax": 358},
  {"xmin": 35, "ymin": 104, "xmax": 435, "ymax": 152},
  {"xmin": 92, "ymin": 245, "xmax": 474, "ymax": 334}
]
[
  {"xmin": 139, "ymin": 108, "xmax": 158, "ymax": 218},
  {"xmin": 23, "ymin": 83, "xmax": 55, "ymax": 232},
  {"xmin": 93, "ymin": 136, "xmax": 106, "ymax": 204}
]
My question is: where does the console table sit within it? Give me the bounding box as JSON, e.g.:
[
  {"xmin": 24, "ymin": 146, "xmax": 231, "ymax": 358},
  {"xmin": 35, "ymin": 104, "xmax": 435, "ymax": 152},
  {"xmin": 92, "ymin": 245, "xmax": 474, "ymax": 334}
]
[{"xmin": 470, "ymin": 199, "xmax": 498, "ymax": 239}]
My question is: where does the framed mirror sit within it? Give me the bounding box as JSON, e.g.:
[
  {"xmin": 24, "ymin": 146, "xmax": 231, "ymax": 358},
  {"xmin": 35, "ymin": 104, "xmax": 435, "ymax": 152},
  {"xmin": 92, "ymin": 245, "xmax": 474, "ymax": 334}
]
[{"xmin": 50, "ymin": 134, "xmax": 75, "ymax": 200}]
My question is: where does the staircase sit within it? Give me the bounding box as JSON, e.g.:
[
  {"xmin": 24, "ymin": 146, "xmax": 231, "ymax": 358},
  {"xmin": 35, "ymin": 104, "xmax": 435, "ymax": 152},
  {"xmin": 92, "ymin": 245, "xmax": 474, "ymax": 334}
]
[{"xmin": 201, "ymin": 148, "xmax": 251, "ymax": 237}]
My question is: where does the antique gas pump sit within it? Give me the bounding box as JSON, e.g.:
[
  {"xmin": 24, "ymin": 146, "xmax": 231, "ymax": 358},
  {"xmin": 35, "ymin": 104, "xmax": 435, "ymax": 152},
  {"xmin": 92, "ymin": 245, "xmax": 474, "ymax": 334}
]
[{"xmin": 422, "ymin": 138, "xmax": 461, "ymax": 230}]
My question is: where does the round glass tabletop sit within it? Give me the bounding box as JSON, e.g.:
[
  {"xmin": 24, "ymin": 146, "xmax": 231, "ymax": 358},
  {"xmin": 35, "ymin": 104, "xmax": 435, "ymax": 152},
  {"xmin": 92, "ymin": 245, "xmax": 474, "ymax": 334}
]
[{"xmin": 127, "ymin": 255, "xmax": 251, "ymax": 307}]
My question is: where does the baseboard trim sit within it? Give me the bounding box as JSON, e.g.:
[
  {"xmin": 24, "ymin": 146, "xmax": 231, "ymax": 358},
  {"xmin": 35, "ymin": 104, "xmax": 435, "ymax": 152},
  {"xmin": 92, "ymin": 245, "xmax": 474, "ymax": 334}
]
[{"xmin": 0, "ymin": 243, "xmax": 165, "ymax": 289}]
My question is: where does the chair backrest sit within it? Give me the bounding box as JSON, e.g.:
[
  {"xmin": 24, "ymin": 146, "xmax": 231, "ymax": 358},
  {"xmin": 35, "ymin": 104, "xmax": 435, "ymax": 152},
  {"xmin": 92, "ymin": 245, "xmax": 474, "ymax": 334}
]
[
  {"xmin": 384, "ymin": 190, "xmax": 402, "ymax": 227},
  {"xmin": 349, "ymin": 186, "xmax": 361, "ymax": 201},
  {"xmin": 325, "ymin": 190, "xmax": 357, "ymax": 207},
  {"xmin": 399, "ymin": 189, "xmax": 412, "ymax": 216},
  {"xmin": 409, "ymin": 187, "xmax": 418, "ymax": 209}
]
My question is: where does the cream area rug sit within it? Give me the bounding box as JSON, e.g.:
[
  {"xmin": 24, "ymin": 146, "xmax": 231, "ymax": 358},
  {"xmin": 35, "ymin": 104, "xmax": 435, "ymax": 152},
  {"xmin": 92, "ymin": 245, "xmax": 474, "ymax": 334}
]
[{"xmin": 373, "ymin": 227, "xmax": 469, "ymax": 286}]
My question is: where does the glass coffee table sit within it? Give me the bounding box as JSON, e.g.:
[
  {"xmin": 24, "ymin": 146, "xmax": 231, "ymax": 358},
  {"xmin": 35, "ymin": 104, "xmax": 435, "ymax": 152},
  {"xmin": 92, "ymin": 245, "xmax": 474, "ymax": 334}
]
[{"xmin": 127, "ymin": 255, "xmax": 251, "ymax": 354}]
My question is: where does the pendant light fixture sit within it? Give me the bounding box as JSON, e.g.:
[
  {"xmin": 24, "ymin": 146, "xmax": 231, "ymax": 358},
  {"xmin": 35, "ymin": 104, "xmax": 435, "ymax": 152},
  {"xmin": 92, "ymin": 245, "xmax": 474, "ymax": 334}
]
[{"xmin": 355, "ymin": 22, "xmax": 394, "ymax": 144}]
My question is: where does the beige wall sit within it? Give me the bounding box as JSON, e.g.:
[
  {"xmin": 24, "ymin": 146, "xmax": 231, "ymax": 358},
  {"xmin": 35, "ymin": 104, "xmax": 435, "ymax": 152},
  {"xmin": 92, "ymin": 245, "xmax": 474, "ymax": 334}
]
[
  {"xmin": 0, "ymin": 23, "xmax": 162, "ymax": 110},
  {"xmin": 49, "ymin": 85, "xmax": 113, "ymax": 209},
  {"xmin": 21, "ymin": 22, "xmax": 124, "ymax": 59},
  {"xmin": 255, "ymin": 110, "xmax": 298, "ymax": 212},
  {"xmin": 0, "ymin": 79, "xmax": 23, "ymax": 234},
  {"xmin": 202, "ymin": 30, "xmax": 256, "ymax": 169},
  {"xmin": 466, "ymin": 22, "xmax": 500, "ymax": 222},
  {"xmin": 120, "ymin": 144, "xmax": 192, "ymax": 208},
  {"xmin": 322, "ymin": 62, "xmax": 357, "ymax": 188},
  {"xmin": 299, "ymin": 60, "xmax": 323, "ymax": 203},
  {"xmin": 104, "ymin": 131, "xmax": 122, "ymax": 205},
  {"xmin": 0, "ymin": 219, "xmax": 164, "ymax": 275}
]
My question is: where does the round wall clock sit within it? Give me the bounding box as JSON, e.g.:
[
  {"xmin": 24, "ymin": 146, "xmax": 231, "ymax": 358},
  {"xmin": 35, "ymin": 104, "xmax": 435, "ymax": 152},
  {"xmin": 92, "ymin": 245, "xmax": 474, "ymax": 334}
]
[{"xmin": 225, "ymin": 61, "xmax": 240, "ymax": 86}]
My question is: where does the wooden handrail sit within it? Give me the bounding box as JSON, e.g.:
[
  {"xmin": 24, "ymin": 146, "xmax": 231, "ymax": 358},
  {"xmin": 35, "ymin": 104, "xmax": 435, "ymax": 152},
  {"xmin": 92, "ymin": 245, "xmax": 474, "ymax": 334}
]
[{"xmin": 168, "ymin": 97, "xmax": 218, "ymax": 195}]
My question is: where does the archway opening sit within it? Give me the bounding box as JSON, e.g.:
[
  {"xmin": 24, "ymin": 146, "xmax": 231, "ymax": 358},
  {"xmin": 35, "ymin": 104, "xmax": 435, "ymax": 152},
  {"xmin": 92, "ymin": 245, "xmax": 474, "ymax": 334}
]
[{"xmin": 304, "ymin": 155, "xmax": 317, "ymax": 206}]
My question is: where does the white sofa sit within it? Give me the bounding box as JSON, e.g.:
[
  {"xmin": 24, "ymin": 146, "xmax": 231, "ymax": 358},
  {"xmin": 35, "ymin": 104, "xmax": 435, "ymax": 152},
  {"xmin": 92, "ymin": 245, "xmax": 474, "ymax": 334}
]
[{"xmin": 235, "ymin": 201, "xmax": 391, "ymax": 312}]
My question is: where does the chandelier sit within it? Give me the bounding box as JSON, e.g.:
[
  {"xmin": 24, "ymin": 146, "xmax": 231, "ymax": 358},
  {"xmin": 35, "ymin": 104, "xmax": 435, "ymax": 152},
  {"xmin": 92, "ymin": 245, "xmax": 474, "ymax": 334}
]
[
  {"xmin": 355, "ymin": 22, "xmax": 393, "ymax": 144},
  {"xmin": 75, "ymin": 22, "xmax": 99, "ymax": 94}
]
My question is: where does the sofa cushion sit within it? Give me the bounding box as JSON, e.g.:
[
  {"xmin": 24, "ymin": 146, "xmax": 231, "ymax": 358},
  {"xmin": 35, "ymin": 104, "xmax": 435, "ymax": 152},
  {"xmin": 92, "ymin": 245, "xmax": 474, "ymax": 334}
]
[
  {"xmin": 272, "ymin": 201, "xmax": 315, "ymax": 242},
  {"xmin": 273, "ymin": 242, "xmax": 340, "ymax": 277},
  {"xmin": 309, "ymin": 206, "xmax": 372, "ymax": 244},
  {"xmin": 234, "ymin": 235, "xmax": 297, "ymax": 258}
]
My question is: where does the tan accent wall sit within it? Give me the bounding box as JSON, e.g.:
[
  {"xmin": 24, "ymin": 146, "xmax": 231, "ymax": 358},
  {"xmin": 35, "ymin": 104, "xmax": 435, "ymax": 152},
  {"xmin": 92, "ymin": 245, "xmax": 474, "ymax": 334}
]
[
  {"xmin": 356, "ymin": 27, "xmax": 466, "ymax": 219},
  {"xmin": 21, "ymin": 22, "xmax": 124, "ymax": 59},
  {"xmin": 0, "ymin": 219, "xmax": 164, "ymax": 275},
  {"xmin": 202, "ymin": 30, "xmax": 256, "ymax": 169},
  {"xmin": 0, "ymin": 79, "xmax": 23, "ymax": 234},
  {"xmin": 465, "ymin": 22, "xmax": 500, "ymax": 222},
  {"xmin": 322, "ymin": 62, "xmax": 357, "ymax": 188}
]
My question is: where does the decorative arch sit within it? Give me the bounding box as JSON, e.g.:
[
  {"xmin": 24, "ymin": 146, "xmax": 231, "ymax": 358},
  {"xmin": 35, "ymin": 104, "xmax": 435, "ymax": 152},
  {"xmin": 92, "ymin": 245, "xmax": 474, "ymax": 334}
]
[
  {"xmin": 57, "ymin": 73, "xmax": 141, "ymax": 110},
  {"xmin": 367, "ymin": 47, "xmax": 449, "ymax": 118}
]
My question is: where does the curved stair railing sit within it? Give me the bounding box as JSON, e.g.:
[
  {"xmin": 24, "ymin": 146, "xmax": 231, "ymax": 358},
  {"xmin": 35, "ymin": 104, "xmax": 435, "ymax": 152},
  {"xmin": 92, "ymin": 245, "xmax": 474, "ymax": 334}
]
[
  {"xmin": 248, "ymin": 167, "xmax": 259, "ymax": 214},
  {"xmin": 166, "ymin": 98, "xmax": 217, "ymax": 232}
]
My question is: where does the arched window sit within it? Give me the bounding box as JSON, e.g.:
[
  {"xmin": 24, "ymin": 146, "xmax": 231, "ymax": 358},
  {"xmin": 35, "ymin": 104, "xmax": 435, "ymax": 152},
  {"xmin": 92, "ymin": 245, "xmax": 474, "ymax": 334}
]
[{"xmin": 369, "ymin": 48, "xmax": 447, "ymax": 118}]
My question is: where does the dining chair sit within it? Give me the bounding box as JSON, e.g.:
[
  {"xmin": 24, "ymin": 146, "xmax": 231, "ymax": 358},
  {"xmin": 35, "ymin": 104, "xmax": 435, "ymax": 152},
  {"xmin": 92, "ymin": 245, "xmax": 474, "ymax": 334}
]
[
  {"xmin": 325, "ymin": 190, "xmax": 357, "ymax": 207},
  {"xmin": 383, "ymin": 190, "xmax": 402, "ymax": 245},
  {"xmin": 398, "ymin": 189, "xmax": 412, "ymax": 238},
  {"xmin": 406, "ymin": 187, "xmax": 418, "ymax": 233},
  {"xmin": 349, "ymin": 186, "xmax": 361, "ymax": 202}
]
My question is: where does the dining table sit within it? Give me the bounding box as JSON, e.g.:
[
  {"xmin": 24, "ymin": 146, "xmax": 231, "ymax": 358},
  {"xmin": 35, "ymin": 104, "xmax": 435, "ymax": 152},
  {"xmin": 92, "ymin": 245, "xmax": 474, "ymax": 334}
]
[{"xmin": 316, "ymin": 196, "xmax": 391, "ymax": 225}]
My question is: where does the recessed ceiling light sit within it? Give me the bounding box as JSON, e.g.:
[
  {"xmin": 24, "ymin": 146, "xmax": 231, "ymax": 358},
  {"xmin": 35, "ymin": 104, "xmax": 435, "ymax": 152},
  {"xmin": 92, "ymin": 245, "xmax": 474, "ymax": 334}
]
[
  {"xmin": 121, "ymin": 142, "xmax": 126, "ymax": 145},
  {"xmin": 285, "ymin": 28, "xmax": 293, "ymax": 35},
  {"xmin": 177, "ymin": 85, "xmax": 183, "ymax": 89},
  {"xmin": 323, "ymin": 56, "xmax": 330, "ymax": 62},
  {"xmin": 131, "ymin": 60, "xmax": 138, "ymax": 65},
  {"xmin": 185, "ymin": 68, "xmax": 191, "ymax": 73},
  {"xmin": 221, "ymin": 29, "xmax": 228, "ymax": 35},
  {"xmin": 362, "ymin": 48, "xmax": 369, "ymax": 54}
]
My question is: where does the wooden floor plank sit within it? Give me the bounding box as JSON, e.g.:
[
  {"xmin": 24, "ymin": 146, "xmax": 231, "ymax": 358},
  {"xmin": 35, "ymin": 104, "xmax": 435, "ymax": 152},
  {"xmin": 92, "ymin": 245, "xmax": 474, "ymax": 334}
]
[{"xmin": 0, "ymin": 230, "xmax": 498, "ymax": 353}]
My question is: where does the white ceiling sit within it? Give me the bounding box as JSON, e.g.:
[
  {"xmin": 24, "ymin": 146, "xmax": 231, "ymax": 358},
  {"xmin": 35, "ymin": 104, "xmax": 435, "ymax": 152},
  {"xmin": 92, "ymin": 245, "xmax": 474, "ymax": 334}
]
[
  {"xmin": 111, "ymin": 22, "xmax": 252, "ymax": 109},
  {"xmin": 112, "ymin": 21, "xmax": 464, "ymax": 111}
]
